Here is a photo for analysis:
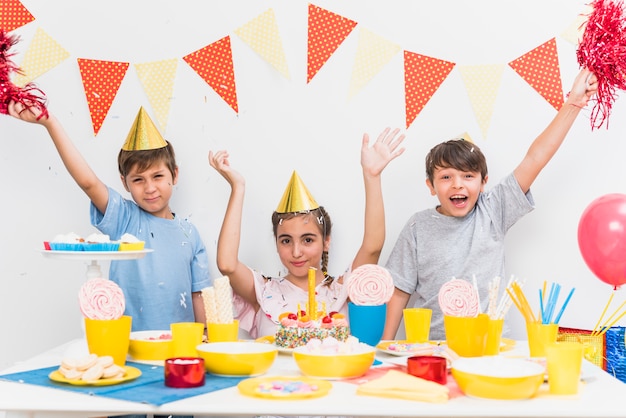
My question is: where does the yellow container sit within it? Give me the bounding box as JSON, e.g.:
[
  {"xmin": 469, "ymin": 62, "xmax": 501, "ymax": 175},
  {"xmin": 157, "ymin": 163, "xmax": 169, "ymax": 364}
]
[
  {"xmin": 196, "ymin": 341, "xmax": 277, "ymax": 377},
  {"xmin": 526, "ymin": 322, "xmax": 558, "ymax": 357},
  {"xmin": 444, "ymin": 313, "xmax": 489, "ymax": 357},
  {"xmin": 292, "ymin": 345, "xmax": 376, "ymax": 379},
  {"xmin": 207, "ymin": 319, "xmax": 239, "ymax": 342},
  {"xmin": 84, "ymin": 315, "xmax": 132, "ymax": 366},
  {"xmin": 128, "ymin": 330, "xmax": 172, "ymax": 361},
  {"xmin": 484, "ymin": 318, "xmax": 504, "ymax": 355}
]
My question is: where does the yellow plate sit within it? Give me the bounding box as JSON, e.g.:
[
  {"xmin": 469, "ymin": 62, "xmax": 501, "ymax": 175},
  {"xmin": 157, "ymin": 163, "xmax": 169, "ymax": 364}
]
[
  {"xmin": 255, "ymin": 335, "xmax": 275, "ymax": 344},
  {"xmin": 376, "ymin": 340, "xmax": 440, "ymax": 356},
  {"xmin": 48, "ymin": 366, "xmax": 142, "ymax": 386},
  {"xmin": 238, "ymin": 376, "xmax": 332, "ymax": 400}
]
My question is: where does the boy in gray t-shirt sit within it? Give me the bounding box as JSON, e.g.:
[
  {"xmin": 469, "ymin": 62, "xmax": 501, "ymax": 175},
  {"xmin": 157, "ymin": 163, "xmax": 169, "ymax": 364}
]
[{"xmin": 382, "ymin": 68, "xmax": 598, "ymax": 341}]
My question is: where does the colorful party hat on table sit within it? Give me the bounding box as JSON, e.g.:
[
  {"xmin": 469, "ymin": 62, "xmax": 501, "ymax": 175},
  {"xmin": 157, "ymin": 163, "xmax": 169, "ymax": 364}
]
[
  {"xmin": 121, "ymin": 107, "xmax": 167, "ymax": 151},
  {"xmin": 276, "ymin": 171, "xmax": 319, "ymax": 213}
]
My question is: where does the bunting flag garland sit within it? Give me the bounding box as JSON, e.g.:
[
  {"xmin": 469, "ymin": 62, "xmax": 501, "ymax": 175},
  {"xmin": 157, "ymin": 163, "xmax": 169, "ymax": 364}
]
[
  {"xmin": 404, "ymin": 50, "xmax": 455, "ymax": 129},
  {"xmin": 134, "ymin": 59, "xmax": 178, "ymax": 132},
  {"xmin": 508, "ymin": 38, "xmax": 564, "ymax": 111},
  {"xmin": 577, "ymin": 0, "xmax": 626, "ymax": 130},
  {"xmin": 0, "ymin": 0, "xmax": 35, "ymax": 32},
  {"xmin": 234, "ymin": 8, "xmax": 290, "ymax": 79},
  {"xmin": 183, "ymin": 36, "xmax": 239, "ymax": 113},
  {"xmin": 307, "ymin": 3, "xmax": 357, "ymax": 83},
  {"xmin": 458, "ymin": 64, "xmax": 504, "ymax": 138},
  {"xmin": 348, "ymin": 28, "xmax": 401, "ymax": 99},
  {"xmin": 12, "ymin": 28, "xmax": 69, "ymax": 87},
  {"xmin": 77, "ymin": 58, "xmax": 129, "ymax": 135}
]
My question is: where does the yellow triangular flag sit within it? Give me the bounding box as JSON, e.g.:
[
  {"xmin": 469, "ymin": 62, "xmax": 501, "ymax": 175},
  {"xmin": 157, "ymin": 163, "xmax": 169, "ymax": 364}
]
[
  {"xmin": 234, "ymin": 8, "xmax": 290, "ymax": 79},
  {"xmin": 13, "ymin": 28, "xmax": 70, "ymax": 87},
  {"xmin": 458, "ymin": 64, "xmax": 504, "ymax": 139},
  {"xmin": 348, "ymin": 28, "xmax": 400, "ymax": 99},
  {"xmin": 276, "ymin": 171, "xmax": 319, "ymax": 213},
  {"xmin": 561, "ymin": 4, "xmax": 593, "ymax": 46},
  {"xmin": 122, "ymin": 107, "xmax": 167, "ymax": 151},
  {"xmin": 134, "ymin": 59, "xmax": 178, "ymax": 132}
]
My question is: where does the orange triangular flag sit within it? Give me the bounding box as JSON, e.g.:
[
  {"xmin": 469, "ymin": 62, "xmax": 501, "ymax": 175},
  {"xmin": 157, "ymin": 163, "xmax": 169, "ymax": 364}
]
[
  {"xmin": 508, "ymin": 38, "xmax": 563, "ymax": 111},
  {"xmin": 183, "ymin": 36, "xmax": 238, "ymax": 113},
  {"xmin": 77, "ymin": 58, "xmax": 129, "ymax": 135},
  {"xmin": 0, "ymin": 0, "xmax": 35, "ymax": 32},
  {"xmin": 307, "ymin": 3, "xmax": 357, "ymax": 83},
  {"xmin": 404, "ymin": 50, "xmax": 455, "ymax": 129}
]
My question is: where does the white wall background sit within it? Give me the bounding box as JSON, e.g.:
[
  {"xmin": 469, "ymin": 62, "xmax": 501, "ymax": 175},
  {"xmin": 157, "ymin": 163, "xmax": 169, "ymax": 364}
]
[{"xmin": 2, "ymin": 0, "xmax": 625, "ymax": 369}]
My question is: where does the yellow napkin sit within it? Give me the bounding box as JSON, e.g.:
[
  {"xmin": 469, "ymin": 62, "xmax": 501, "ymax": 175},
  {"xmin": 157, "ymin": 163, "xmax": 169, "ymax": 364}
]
[{"xmin": 356, "ymin": 370, "xmax": 449, "ymax": 403}]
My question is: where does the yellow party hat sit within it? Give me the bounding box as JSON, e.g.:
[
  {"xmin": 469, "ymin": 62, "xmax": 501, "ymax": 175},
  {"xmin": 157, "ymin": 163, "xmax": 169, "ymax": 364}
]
[
  {"xmin": 121, "ymin": 107, "xmax": 168, "ymax": 151},
  {"xmin": 276, "ymin": 171, "xmax": 319, "ymax": 213}
]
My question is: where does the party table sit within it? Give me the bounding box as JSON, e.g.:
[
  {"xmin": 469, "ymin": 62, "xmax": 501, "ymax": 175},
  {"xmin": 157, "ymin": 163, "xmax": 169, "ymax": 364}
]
[{"xmin": 1, "ymin": 339, "xmax": 626, "ymax": 418}]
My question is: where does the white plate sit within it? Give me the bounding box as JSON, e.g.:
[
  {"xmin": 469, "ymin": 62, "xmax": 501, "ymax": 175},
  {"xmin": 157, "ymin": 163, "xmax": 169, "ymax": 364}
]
[{"xmin": 40, "ymin": 249, "xmax": 153, "ymax": 261}]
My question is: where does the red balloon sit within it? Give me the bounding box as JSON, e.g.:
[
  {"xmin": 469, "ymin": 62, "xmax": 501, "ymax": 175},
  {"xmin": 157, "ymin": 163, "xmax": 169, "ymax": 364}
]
[{"xmin": 578, "ymin": 194, "xmax": 626, "ymax": 289}]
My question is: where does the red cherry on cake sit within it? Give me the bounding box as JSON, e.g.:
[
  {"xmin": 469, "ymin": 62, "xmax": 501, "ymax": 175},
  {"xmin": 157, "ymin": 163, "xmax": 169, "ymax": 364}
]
[
  {"xmin": 322, "ymin": 316, "xmax": 333, "ymax": 324},
  {"xmin": 300, "ymin": 310, "xmax": 307, "ymax": 317},
  {"xmin": 329, "ymin": 311, "xmax": 339, "ymax": 318},
  {"xmin": 287, "ymin": 313, "xmax": 298, "ymax": 320}
]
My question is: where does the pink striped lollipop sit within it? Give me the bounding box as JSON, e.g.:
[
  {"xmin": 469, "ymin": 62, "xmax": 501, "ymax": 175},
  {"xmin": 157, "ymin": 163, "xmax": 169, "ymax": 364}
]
[
  {"xmin": 346, "ymin": 264, "xmax": 394, "ymax": 306},
  {"xmin": 78, "ymin": 278, "xmax": 126, "ymax": 320},
  {"xmin": 438, "ymin": 278, "xmax": 480, "ymax": 317}
]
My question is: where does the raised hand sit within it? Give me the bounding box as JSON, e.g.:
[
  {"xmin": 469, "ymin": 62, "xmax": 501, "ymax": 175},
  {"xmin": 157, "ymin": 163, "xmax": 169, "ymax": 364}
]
[{"xmin": 361, "ymin": 127, "xmax": 406, "ymax": 178}]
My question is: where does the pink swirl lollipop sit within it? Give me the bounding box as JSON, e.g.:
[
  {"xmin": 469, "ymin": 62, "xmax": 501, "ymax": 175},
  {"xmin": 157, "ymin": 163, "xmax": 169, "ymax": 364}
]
[
  {"xmin": 346, "ymin": 264, "xmax": 394, "ymax": 306},
  {"xmin": 78, "ymin": 278, "xmax": 126, "ymax": 320},
  {"xmin": 438, "ymin": 278, "xmax": 479, "ymax": 317}
]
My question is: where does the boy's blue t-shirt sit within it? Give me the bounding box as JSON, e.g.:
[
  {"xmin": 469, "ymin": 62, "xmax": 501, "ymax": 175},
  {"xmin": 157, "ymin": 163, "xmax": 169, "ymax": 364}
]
[{"xmin": 90, "ymin": 187, "xmax": 212, "ymax": 331}]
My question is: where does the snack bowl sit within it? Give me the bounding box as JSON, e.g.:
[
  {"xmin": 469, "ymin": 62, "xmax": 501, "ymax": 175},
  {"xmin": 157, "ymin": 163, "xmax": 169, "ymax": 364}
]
[
  {"xmin": 196, "ymin": 342, "xmax": 278, "ymax": 377},
  {"xmin": 128, "ymin": 330, "xmax": 172, "ymax": 361},
  {"xmin": 451, "ymin": 356, "xmax": 545, "ymax": 400},
  {"xmin": 292, "ymin": 344, "xmax": 376, "ymax": 380}
]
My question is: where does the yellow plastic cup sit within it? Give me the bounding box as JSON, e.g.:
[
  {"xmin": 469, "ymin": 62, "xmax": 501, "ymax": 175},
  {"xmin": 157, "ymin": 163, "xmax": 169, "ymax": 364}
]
[
  {"xmin": 443, "ymin": 313, "xmax": 489, "ymax": 357},
  {"xmin": 84, "ymin": 315, "xmax": 132, "ymax": 366},
  {"xmin": 484, "ymin": 318, "xmax": 504, "ymax": 355},
  {"xmin": 170, "ymin": 322, "xmax": 205, "ymax": 357},
  {"xmin": 403, "ymin": 308, "xmax": 432, "ymax": 343},
  {"xmin": 546, "ymin": 341, "xmax": 583, "ymax": 395},
  {"xmin": 526, "ymin": 322, "xmax": 558, "ymax": 357},
  {"xmin": 207, "ymin": 319, "xmax": 240, "ymax": 343}
]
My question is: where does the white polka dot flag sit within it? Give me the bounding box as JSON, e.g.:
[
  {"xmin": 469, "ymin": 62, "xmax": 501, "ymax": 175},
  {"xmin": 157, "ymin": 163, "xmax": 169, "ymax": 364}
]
[
  {"xmin": 458, "ymin": 64, "xmax": 504, "ymax": 139},
  {"xmin": 13, "ymin": 28, "xmax": 70, "ymax": 87},
  {"xmin": 348, "ymin": 28, "xmax": 401, "ymax": 99},
  {"xmin": 77, "ymin": 58, "xmax": 129, "ymax": 136},
  {"xmin": 508, "ymin": 38, "xmax": 564, "ymax": 111},
  {"xmin": 307, "ymin": 3, "xmax": 357, "ymax": 84},
  {"xmin": 404, "ymin": 51, "xmax": 455, "ymax": 129},
  {"xmin": 134, "ymin": 59, "xmax": 178, "ymax": 132},
  {"xmin": 234, "ymin": 8, "xmax": 290, "ymax": 79},
  {"xmin": 0, "ymin": 0, "xmax": 34, "ymax": 32},
  {"xmin": 183, "ymin": 36, "xmax": 239, "ymax": 114}
]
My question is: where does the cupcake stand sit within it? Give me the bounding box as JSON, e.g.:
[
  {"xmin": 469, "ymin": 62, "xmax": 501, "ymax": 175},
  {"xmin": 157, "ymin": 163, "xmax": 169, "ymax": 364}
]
[{"xmin": 40, "ymin": 249, "xmax": 153, "ymax": 279}]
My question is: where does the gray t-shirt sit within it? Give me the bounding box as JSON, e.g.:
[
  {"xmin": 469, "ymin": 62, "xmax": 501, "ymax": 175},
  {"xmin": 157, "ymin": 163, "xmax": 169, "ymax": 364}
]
[{"xmin": 385, "ymin": 172, "xmax": 534, "ymax": 340}]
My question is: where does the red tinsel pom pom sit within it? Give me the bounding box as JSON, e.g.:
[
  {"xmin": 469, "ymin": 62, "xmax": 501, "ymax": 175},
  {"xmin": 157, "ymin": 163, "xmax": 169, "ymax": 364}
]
[
  {"xmin": 577, "ymin": 0, "xmax": 626, "ymax": 130},
  {"xmin": 0, "ymin": 30, "xmax": 48, "ymax": 119}
]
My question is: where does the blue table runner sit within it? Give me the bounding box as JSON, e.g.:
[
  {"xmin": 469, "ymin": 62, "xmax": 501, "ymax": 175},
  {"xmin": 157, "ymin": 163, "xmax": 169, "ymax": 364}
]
[{"xmin": 0, "ymin": 362, "xmax": 244, "ymax": 406}]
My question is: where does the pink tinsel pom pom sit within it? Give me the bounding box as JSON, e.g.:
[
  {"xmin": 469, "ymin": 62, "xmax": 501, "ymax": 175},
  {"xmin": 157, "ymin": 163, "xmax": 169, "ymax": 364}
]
[
  {"xmin": 577, "ymin": 0, "xmax": 626, "ymax": 129},
  {"xmin": 0, "ymin": 31, "xmax": 48, "ymax": 119}
]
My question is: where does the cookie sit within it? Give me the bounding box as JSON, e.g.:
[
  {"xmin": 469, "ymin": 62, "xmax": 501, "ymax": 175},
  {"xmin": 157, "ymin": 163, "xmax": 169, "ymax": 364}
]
[
  {"xmin": 102, "ymin": 364, "xmax": 125, "ymax": 379},
  {"xmin": 76, "ymin": 354, "xmax": 98, "ymax": 371},
  {"xmin": 96, "ymin": 355, "xmax": 114, "ymax": 368},
  {"xmin": 59, "ymin": 366, "xmax": 83, "ymax": 380},
  {"xmin": 81, "ymin": 363, "xmax": 104, "ymax": 381}
]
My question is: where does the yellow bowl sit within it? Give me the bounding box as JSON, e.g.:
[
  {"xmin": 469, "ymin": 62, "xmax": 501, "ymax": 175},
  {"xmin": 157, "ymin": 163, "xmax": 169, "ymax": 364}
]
[
  {"xmin": 292, "ymin": 345, "xmax": 376, "ymax": 379},
  {"xmin": 451, "ymin": 356, "xmax": 545, "ymax": 400},
  {"xmin": 128, "ymin": 330, "xmax": 172, "ymax": 361},
  {"xmin": 196, "ymin": 341, "xmax": 278, "ymax": 377}
]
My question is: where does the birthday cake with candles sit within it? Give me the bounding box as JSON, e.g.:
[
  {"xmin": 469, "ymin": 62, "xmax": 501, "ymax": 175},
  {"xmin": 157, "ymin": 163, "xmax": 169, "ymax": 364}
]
[{"xmin": 274, "ymin": 267, "xmax": 350, "ymax": 349}]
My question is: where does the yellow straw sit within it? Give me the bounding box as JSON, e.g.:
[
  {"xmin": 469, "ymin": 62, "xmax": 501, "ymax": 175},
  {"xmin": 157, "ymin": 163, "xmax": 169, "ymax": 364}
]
[
  {"xmin": 512, "ymin": 282, "xmax": 536, "ymax": 323},
  {"xmin": 506, "ymin": 288, "xmax": 526, "ymax": 320},
  {"xmin": 591, "ymin": 292, "xmax": 615, "ymax": 336}
]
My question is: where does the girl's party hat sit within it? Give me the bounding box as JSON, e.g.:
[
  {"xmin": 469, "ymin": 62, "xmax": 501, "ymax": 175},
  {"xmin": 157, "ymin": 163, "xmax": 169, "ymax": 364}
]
[{"xmin": 276, "ymin": 171, "xmax": 319, "ymax": 213}]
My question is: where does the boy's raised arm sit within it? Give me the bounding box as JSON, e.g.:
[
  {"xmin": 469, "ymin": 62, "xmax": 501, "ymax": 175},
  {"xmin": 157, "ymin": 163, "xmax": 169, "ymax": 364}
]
[{"xmin": 514, "ymin": 68, "xmax": 597, "ymax": 194}]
